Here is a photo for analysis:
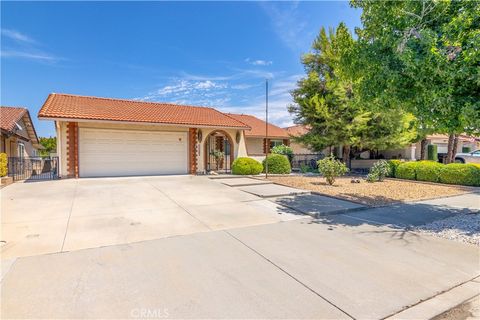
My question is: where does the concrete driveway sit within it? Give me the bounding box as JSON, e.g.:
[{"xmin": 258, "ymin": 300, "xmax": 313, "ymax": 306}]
[
  {"xmin": 1, "ymin": 177, "xmax": 479, "ymax": 319},
  {"xmin": 1, "ymin": 176, "xmax": 302, "ymax": 259}
]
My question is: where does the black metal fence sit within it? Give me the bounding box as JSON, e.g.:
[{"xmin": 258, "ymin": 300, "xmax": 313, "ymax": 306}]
[
  {"xmin": 291, "ymin": 153, "xmax": 325, "ymax": 172},
  {"xmin": 8, "ymin": 157, "xmax": 59, "ymax": 181}
]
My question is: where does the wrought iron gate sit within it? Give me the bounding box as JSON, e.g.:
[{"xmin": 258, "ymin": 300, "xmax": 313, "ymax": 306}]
[
  {"xmin": 206, "ymin": 134, "xmax": 231, "ymax": 173},
  {"xmin": 8, "ymin": 157, "xmax": 59, "ymax": 181}
]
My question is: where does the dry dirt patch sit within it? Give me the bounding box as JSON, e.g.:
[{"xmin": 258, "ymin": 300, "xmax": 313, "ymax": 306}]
[{"xmin": 266, "ymin": 176, "xmax": 474, "ymax": 206}]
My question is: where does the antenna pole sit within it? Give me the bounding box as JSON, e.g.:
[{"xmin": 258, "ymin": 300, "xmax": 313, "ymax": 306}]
[{"xmin": 265, "ymin": 79, "xmax": 269, "ymax": 179}]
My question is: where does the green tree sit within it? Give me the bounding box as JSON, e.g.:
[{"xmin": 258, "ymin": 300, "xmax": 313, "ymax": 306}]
[
  {"xmin": 289, "ymin": 23, "xmax": 417, "ymax": 167},
  {"xmin": 352, "ymin": 0, "xmax": 480, "ymax": 162},
  {"xmin": 39, "ymin": 136, "xmax": 56, "ymax": 157}
]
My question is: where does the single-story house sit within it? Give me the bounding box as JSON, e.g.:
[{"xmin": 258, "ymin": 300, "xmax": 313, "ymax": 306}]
[
  {"xmin": 1, "ymin": 106, "xmax": 41, "ymax": 157},
  {"xmin": 227, "ymin": 113, "xmax": 290, "ymax": 162},
  {"xmin": 38, "ymin": 93, "xmax": 252, "ymax": 178},
  {"xmin": 380, "ymin": 134, "xmax": 480, "ymax": 160}
]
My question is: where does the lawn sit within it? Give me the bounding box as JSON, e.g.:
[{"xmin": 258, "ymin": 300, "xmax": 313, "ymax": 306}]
[{"xmin": 266, "ymin": 176, "xmax": 475, "ymax": 206}]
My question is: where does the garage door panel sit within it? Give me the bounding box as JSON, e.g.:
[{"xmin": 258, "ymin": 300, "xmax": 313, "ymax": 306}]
[{"xmin": 79, "ymin": 128, "xmax": 188, "ymax": 177}]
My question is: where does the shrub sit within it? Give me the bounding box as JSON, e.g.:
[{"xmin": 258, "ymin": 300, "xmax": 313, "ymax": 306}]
[
  {"xmin": 317, "ymin": 154, "xmax": 348, "ymax": 185},
  {"xmin": 368, "ymin": 160, "xmax": 390, "ymax": 182},
  {"xmin": 232, "ymin": 157, "xmax": 263, "ymax": 175},
  {"xmin": 271, "ymin": 144, "xmax": 294, "ymax": 163},
  {"xmin": 415, "ymin": 161, "xmax": 443, "ymax": 182},
  {"xmin": 395, "ymin": 161, "xmax": 418, "ymax": 180},
  {"xmin": 263, "ymin": 154, "xmax": 291, "ymax": 174},
  {"xmin": 0, "ymin": 153, "xmax": 7, "ymax": 177},
  {"xmin": 438, "ymin": 164, "xmax": 480, "ymax": 186},
  {"xmin": 427, "ymin": 144, "xmax": 438, "ymax": 161},
  {"xmin": 387, "ymin": 160, "xmax": 402, "ymax": 177}
]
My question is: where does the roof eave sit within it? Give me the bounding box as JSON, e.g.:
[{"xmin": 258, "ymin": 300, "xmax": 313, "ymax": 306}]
[{"xmin": 38, "ymin": 116, "xmax": 250, "ymax": 130}]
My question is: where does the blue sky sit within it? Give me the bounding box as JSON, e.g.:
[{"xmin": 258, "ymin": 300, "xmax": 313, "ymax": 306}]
[{"xmin": 1, "ymin": 1, "xmax": 361, "ymax": 137}]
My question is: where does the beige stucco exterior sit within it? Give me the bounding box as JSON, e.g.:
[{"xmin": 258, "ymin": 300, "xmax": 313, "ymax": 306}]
[
  {"xmin": 56, "ymin": 120, "xmax": 248, "ymax": 177},
  {"xmin": 1, "ymin": 118, "xmax": 39, "ymax": 158}
]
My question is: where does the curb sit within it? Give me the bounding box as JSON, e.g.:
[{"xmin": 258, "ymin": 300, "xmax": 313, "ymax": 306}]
[{"xmin": 384, "ymin": 277, "xmax": 480, "ymax": 320}]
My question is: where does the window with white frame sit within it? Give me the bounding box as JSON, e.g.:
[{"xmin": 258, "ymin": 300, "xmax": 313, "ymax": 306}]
[
  {"xmin": 269, "ymin": 139, "xmax": 283, "ymax": 149},
  {"xmin": 17, "ymin": 142, "xmax": 25, "ymax": 158}
]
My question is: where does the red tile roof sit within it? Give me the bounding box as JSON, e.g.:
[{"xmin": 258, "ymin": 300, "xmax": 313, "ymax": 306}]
[
  {"xmin": 227, "ymin": 113, "xmax": 289, "ymax": 139},
  {"xmin": 1, "ymin": 106, "xmax": 27, "ymax": 132},
  {"xmin": 285, "ymin": 125, "xmax": 309, "ymax": 137},
  {"xmin": 38, "ymin": 94, "xmax": 250, "ymax": 129}
]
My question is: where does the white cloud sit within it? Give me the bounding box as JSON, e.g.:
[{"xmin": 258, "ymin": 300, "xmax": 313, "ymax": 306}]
[
  {"xmin": 135, "ymin": 79, "xmax": 229, "ymax": 107},
  {"xmin": 260, "ymin": 2, "xmax": 310, "ymax": 52},
  {"xmin": 1, "ymin": 28, "xmax": 62, "ymax": 63},
  {"xmin": 1, "ymin": 28, "xmax": 36, "ymax": 44},
  {"xmin": 1, "ymin": 50, "xmax": 59, "ymax": 62},
  {"xmin": 245, "ymin": 58, "xmax": 273, "ymax": 66}
]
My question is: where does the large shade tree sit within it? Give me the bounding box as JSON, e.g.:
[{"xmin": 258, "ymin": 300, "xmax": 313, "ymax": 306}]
[
  {"xmin": 289, "ymin": 23, "xmax": 416, "ymax": 167},
  {"xmin": 352, "ymin": 0, "xmax": 480, "ymax": 162}
]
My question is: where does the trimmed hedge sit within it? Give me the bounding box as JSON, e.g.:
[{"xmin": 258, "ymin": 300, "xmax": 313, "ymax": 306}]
[
  {"xmin": 232, "ymin": 157, "xmax": 263, "ymax": 175},
  {"xmin": 415, "ymin": 161, "xmax": 443, "ymax": 182},
  {"xmin": 427, "ymin": 144, "xmax": 438, "ymax": 161},
  {"xmin": 392, "ymin": 160, "xmax": 480, "ymax": 186},
  {"xmin": 438, "ymin": 164, "xmax": 480, "ymax": 186},
  {"xmin": 387, "ymin": 160, "xmax": 402, "ymax": 177},
  {"xmin": 395, "ymin": 162, "xmax": 418, "ymax": 180},
  {"xmin": 263, "ymin": 154, "xmax": 291, "ymax": 174},
  {"xmin": 0, "ymin": 153, "xmax": 7, "ymax": 177}
]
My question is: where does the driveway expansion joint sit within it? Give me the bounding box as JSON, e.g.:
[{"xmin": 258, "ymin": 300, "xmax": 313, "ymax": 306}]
[
  {"xmin": 60, "ymin": 180, "xmax": 78, "ymax": 252},
  {"xmin": 223, "ymin": 229, "xmax": 356, "ymax": 320}
]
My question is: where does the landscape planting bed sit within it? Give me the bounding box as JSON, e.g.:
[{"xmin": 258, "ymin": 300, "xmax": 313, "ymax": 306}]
[{"xmin": 266, "ymin": 176, "xmax": 475, "ymax": 206}]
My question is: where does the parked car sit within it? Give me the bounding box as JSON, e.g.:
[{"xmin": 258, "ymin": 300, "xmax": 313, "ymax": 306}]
[{"xmin": 455, "ymin": 150, "xmax": 480, "ymax": 164}]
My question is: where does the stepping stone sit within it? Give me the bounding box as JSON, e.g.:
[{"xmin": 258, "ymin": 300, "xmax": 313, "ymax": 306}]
[
  {"xmin": 220, "ymin": 178, "xmax": 272, "ymax": 187},
  {"xmin": 271, "ymin": 194, "xmax": 365, "ymax": 217},
  {"xmin": 239, "ymin": 184, "xmax": 309, "ymax": 198}
]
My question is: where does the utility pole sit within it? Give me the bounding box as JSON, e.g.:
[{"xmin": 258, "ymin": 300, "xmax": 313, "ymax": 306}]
[{"xmin": 265, "ymin": 79, "xmax": 269, "ymax": 179}]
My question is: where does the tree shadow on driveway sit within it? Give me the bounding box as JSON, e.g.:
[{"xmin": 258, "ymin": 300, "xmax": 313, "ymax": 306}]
[{"xmin": 275, "ymin": 193, "xmax": 478, "ymax": 245}]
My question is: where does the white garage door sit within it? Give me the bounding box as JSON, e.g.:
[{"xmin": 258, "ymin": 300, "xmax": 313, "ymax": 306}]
[{"xmin": 79, "ymin": 128, "xmax": 188, "ymax": 177}]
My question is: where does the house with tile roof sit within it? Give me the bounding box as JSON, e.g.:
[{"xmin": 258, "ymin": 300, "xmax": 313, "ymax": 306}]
[
  {"xmin": 1, "ymin": 106, "xmax": 42, "ymax": 158},
  {"xmin": 38, "ymin": 93, "xmax": 253, "ymax": 178},
  {"xmin": 227, "ymin": 113, "xmax": 290, "ymax": 162}
]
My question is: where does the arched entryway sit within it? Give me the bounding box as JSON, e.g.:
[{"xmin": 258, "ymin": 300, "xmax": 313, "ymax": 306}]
[{"xmin": 204, "ymin": 130, "xmax": 234, "ymax": 173}]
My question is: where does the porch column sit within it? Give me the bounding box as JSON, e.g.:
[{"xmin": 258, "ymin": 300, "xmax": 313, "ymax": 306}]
[
  {"xmin": 188, "ymin": 128, "xmax": 198, "ymax": 174},
  {"xmin": 410, "ymin": 144, "xmax": 416, "ymax": 160}
]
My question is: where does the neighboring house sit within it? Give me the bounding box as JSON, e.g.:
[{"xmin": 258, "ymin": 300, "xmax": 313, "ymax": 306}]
[
  {"xmin": 380, "ymin": 134, "xmax": 480, "ymax": 160},
  {"xmin": 227, "ymin": 113, "xmax": 290, "ymax": 162},
  {"xmin": 285, "ymin": 125, "xmax": 332, "ymax": 155},
  {"xmin": 38, "ymin": 93, "xmax": 251, "ymax": 178},
  {"xmin": 1, "ymin": 106, "xmax": 41, "ymax": 158}
]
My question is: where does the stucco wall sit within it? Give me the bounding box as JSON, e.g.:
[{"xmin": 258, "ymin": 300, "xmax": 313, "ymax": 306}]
[
  {"xmin": 245, "ymin": 137, "xmax": 263, "ymax": 155},
  {"xmin": 57, "ymin": 120, "xmax": 248, "ymax": 176}
]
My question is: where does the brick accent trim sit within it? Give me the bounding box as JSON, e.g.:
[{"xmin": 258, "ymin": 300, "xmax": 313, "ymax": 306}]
[
  {"xmin": 66, "ymin": 122, "xmax": 79, "ymax": 178},
  {"xmin": 263, "ymin": 138, "xmax": 271, "ymax": 154},
  {"xmin": 188, "ymin": 128, "xmax": 197, "ymax": 174}
]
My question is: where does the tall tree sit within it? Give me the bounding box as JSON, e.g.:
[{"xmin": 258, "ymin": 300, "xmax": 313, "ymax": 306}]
[
  {"xmin": 289, "ymin": 23, "xmax": 416, "ymax": 167},
  {"xmin": 39, "ymin": 136, "xmax": 56, "ymax": 157},
  {"xmin": 352, "ymin": 0, "xmax": 480, "ymax": 162}
]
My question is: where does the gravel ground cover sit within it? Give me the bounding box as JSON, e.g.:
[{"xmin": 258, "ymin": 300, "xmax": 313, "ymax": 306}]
[
  {"xmin": 266, "ymin": 176, "xmax": 475, "ymax": 206},
  {"xmin": 415, "ymin": 213, "xmax": 480, "ymax": 246}
]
